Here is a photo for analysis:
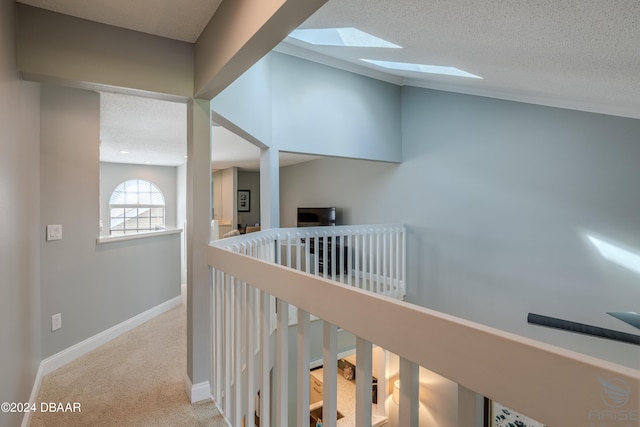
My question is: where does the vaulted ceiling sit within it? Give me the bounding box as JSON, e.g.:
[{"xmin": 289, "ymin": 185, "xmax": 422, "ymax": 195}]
[{"xmin": 18, "ymin": 0, "xmax": 640, "ymax": 167}]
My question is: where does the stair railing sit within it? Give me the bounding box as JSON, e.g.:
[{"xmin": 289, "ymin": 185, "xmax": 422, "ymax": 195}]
[{"xmin": 208, "ymin": 224, "xmax": 640, "ymax": 427}]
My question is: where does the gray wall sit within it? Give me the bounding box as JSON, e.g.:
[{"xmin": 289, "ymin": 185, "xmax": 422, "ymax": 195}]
[
  {"xmin": 281, "ymin": 88, "xmax": 640, "ymax": 371},
  {"xmin": 0, "ymin": 2, "xmax": 41, "ymax": 425},
  {"xmin": 238, "ymin": 170, "xmax": 260, "ymax": 226},
  {"xmin": 17, "ymin": 3, "xmax": 194, "ymax": 98},
  {"xmin": 40, "ymin": 85, "xmax": 181, "ymax": 358},
  {"xmin": 99, "ymin": 162, "xmax": 178, "ymax": 237}
]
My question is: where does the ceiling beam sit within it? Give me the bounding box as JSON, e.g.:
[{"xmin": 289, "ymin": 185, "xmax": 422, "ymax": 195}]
[
  {"xmin": 194, "ymin": 0, "xmax": 327, "ymax": 100},
  {"xmin": 17, "ymin": 4, "xmax": 194, "ymax": 100}
]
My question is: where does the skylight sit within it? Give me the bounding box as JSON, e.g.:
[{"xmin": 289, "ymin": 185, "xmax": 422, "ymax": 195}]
[
  {"xmin": 361, "ymin": 59, "xmax": 482, "ymax": 79},
  {"xmin": 288, "ymin": 27, "xmax": 401, "ymax": 48}
]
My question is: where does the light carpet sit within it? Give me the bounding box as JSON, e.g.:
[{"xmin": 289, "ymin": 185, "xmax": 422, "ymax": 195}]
[{"xmin": 30, "ymin": 303, "xmax": 227, "ymax": 427}]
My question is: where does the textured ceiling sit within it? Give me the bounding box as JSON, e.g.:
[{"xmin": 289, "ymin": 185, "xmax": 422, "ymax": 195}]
[
  {"xmin": 100, "ymin": 92, "xmax": 187, "ymax": 166},
  {"xmin": 279, "ymin": 0, "xmax": 640, "ymax": 118},
  {"xmin": 21, "ymin": 0, "xmax": 640, "ymax": 167}
]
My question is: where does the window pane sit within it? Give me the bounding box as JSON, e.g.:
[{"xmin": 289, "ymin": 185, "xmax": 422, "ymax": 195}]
[
  {"xmin": 108, "ymin": 179, "xmax": 166, "ymax": 234},
  {"xmin": 137, "ymin": 179, "xmax": 151, "ymax": 193}
]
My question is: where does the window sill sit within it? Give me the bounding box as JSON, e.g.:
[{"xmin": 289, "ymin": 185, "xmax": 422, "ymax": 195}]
[{"xmin": 96, "ymin": 228, "xmax": 183, "ymax": 245}]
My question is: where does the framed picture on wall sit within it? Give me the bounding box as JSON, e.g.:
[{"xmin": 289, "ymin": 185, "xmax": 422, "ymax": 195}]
[
  {"xmin": 485, "ymin": 399, "xmax": 546, "ymax": 427},
  {"xmin": 238, "ymin": 190, "xmax": 250, "ymax": 212}
]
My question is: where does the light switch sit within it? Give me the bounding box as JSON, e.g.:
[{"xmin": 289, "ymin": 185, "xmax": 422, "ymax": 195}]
[{"xmin": 47, "ymin": 224, "xmax": 62, "ymax": 241}]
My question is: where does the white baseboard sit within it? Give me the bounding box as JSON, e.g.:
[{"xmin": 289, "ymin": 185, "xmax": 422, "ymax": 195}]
[
  {"xmin": 21, "ymin": 362, "xmax": 46, "ymax": 427},
  {"xmin": 41, "ymin": 295, "xmax": 183, "ymax": 376},
  {"xmin": 22, "ymin": 295, "xmax": 182, "ymax": 427},
  {"xmin": 184, "ymin": 373, "xmax": 213, "ymax": 403}
]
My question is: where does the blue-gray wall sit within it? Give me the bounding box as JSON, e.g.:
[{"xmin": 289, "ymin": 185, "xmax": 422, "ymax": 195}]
[
  {"xmin": 0, "ymin": 2, "xmax": 41, "ymax": 425},
  {"xmin": 212, "ymin": 52, "xmax": 403, "ymax": 163},
  {"xmin": 400, "ymin": 88, "xmax": 640, "ymax": 368},
  {"xmin": 281, "ymin": 87, "xmax": 640, "ymax": 370},
  {"xmin": 280, "ymin": 86, "xmax": 640, "ymax": 427},
  {"xmin": 210, "ymin": 55, "xmax": 273, "ymax": 145},
  {"xmin": 271, "ymin": 53, "xmax": 401, "ymax": 162}
]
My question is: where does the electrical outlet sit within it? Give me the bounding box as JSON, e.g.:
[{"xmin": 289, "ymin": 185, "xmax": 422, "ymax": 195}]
[{"xmin": 52, "ymin": 313, "xmax": 62, "ymax": 331}]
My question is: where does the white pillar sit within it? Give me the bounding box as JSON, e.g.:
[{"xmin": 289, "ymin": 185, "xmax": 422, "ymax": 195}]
[
  {"xmin": 186, "ymin": 98, "xmax": 212, "ymax": 399},
  {"xmin": 260, "ymin": 147, "xmax": 279, "ymax": 229}
]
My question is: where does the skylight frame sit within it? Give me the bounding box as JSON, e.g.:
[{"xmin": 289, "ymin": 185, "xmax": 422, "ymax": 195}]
[
  {"xmin": 288, "ymin": 27, "xmax": 401, "ymax": 49},
  {"xmin": 360, "ymin": 59, "xmax": 482, "ymax": 79}
]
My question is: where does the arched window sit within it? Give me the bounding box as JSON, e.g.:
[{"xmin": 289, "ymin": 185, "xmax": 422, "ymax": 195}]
[{"xmin": 109, "ymin": 179, "xmax": 165, "ymax": 235}]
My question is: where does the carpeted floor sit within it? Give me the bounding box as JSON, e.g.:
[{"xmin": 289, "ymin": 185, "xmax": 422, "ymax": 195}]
[{"xmin": 30, "ymin": 303, "xmax": 228, "ymax": 427}]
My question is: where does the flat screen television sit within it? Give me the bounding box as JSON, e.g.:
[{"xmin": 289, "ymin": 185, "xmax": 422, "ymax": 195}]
[{"xmin": 297, "ymin": 207, "xmax": 336, "ymax": 227}]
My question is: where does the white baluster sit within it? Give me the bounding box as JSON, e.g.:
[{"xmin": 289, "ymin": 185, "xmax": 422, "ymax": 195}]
[
  {"xmin": 305, "ymin": 233, "xmax": 311, "ymax": 274},
  {"xmin": 286, "ymin": 233, "xmax": 292, "ymax": 268},
  {"xmin": 376, "ymin": 230, "xmax": 381, "ymax": 294},
  {"xmin": 347, "ymin": 233, "xmax": 353, "ymax": 287},
  {"xmin": 224, "ymin": 274, "xmax": 232, "ymax": 416},
  {"xmin": 323, "ymin": 232, "xmax": 329, "ymax": 279},
  {"xmin": 314, "ymin": 235, "xmax": 319, "ymax": 276},
  {"xmin": 399, "ymin": 357, "xmax": 419, "ymax": 427},
  {"xmin": 355, "ymin": 338, "xmax": 372, "ymax": 427},
  {"xmin": 296, "ymin": 233, "xmax": 302, "ymax": 273},
  {"xmin": 276, "ymin": 299, "xmax": 288, "ymax": 427},
  {"xmin": 323, "ymin": 321, "xmax": 338, "ymax": 427},
  {"xmin": 246, "ymin": 284, "xmax": 255, "ymax": 427},
  {"xmin": 330, "ymin": 230, "xmax": 337, "ymax": 279},
  {"xmin": 260, "ymin": 290, "xmax": 271, "ymax": 427},
  {"xmin": 298, "ymin": 309, "xmax": 311, "ymax": 427},
  {"xmin": 383, "ymin": 229, "xmax": 388, "ymax": 295},
  {"xmin": 458, "ymin": 385, "xmax": 483, "ymax": 427},
  {"xmin": 214, "ymin": 269, "xmax": 223, "ymax": 400},
  {"xmin": 354, "ymin": 232, "xmax": 361, "ymax": 289},
  {"xmin": 234, "ymin": 279, "xmax": 243, "ymax": 426}
]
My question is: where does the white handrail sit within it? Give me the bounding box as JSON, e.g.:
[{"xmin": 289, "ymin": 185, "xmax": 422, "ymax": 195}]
[{"xmin": 208, "ymin": 225, "xmax": 640, "ymax": 427}]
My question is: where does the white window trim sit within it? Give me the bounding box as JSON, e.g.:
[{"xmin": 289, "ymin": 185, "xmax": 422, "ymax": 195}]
[{"xmin": 96, "ymin": 227, "xmax": 182, "ymax": 245}]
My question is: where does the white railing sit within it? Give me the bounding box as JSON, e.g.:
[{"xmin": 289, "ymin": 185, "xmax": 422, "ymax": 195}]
[
  {"xmin": 212, "ymin": 224, "xmax": 406, "ymax": 300},
  {"xmin": 208, "ymin": 225, "xmax": 640, "ymax": 427}
]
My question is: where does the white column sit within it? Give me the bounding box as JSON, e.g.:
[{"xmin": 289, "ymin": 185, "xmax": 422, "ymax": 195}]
[
  {"xmin": 260, "ymin": 147, "xmax": 279, "ymax": 229},
  {"xmin": 186, "ymin": 98, "xmax": 212, "ymax": 399}
]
